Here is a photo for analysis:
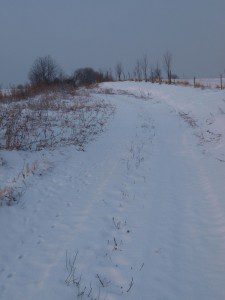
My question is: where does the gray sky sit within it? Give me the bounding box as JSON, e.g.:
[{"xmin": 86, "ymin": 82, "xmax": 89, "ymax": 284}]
[{"xmin": 1, "ymin": 0, "xmax": 225, "ymax": 86}]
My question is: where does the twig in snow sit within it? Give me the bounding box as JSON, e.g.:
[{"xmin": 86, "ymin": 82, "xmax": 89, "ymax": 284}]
[
  {"xmin": 113, "ymin": 237, "xmax": 118, "ymax": 250},
  {"xmin": 112, "ymin": 217, "xmax": 121, "ymax": 230},
  {"xmin": 78, "ymin": 285, "xmax": 86, "ymax": 297},
  {"xmin": 88, "ymin": 283, "xmax": 92, "ymax": 297},
  {"xmin": 126, "ymin": 277, "xmax": 134, "ymax": 293},
  {"xmin": 96, "ymin": 274, "xmax": 111, "ymax": 288},
  {"xmin": 65, "ymin": 250, "xmax": 79, "ymax": 285},
  {"xmin": 96, "ymin": 274, "xmax": 105, "ymax": 287}
]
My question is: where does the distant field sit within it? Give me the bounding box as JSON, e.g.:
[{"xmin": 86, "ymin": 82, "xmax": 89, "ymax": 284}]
[{"xmin": 177, "ymin": 77, "xmax": 225, "ymax": 89}]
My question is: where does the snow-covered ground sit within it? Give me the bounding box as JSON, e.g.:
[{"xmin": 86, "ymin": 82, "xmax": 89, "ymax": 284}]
[{"xmin": 1, "ymin": 81, "xmax": 225, "ymax": 299}]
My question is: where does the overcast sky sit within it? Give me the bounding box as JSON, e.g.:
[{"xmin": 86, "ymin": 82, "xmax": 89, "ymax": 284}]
[{"xmin": 0, "ymin": 0, "xmax": 225, "ymax": 86}]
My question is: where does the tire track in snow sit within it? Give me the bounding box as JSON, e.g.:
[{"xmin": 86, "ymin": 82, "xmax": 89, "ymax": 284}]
[
  {"xmin": 74, "ymin": 158, "xmax": 120, "ymax": 231},
  {"xmin": 182, "ymin": 132, "xmax": 225, "ymax": 243}
]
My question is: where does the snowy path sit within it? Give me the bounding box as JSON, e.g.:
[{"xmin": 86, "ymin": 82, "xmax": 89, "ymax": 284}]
[{"xmin": 1, "ymin": 82, "xmax": 225, "ymax": 299}]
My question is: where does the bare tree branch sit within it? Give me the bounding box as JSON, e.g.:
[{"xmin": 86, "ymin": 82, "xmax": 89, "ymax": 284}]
[
  {"xmin": 163, "ymin": 51, "xmax": 173, "ymax": 84},
  {"xmin": 115, "ymin": 62, "xmax": 123, "ymax": 81},
  {"xmin": 141, "ymin": 54, "xmax": 148, "ymax": 82}
]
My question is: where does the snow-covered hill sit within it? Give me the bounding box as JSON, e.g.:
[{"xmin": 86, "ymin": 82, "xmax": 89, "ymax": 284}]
[{"xmin": 1, "ymin": 82, "xmax": 225, "ymax": 300}]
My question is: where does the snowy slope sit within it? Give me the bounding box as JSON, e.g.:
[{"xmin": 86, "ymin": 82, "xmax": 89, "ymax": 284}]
[{"xmin": 1, "ymin": 82, "xmax": 225, "ymax": 299}]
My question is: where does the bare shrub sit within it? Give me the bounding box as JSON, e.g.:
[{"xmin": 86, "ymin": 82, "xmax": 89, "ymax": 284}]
[
  {"xmin": 28, "ymin": 55, "xmax": 62, "ymax": 86},
  {"xmin": 71, "ymin": 68, "xmax": 111, "ymax": 87}
]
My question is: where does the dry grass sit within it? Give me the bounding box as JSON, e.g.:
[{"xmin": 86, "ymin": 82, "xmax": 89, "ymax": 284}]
[
  {"xmin": 216, "ymin": 84, "xmax": 225, "ymax": 90},
  {"xmin": 195, "ymin": 130, "xmax": 222, "ymax": 145},
  {"xmin": 0, "ymin": 187, "xmax": 20, "ymax": 206},
  {"xmin": 0, "ymin": 159, "xmax": 54, "ymax": 206},
  {"xmin": 176, "ymin": 80, "xmax": 190, "ymax": 87},
  {"xmin": 0, "ymin": 86, "xmax": 114, "ymax": 205},
  {"xmin": 0, "ymin": 83, "xmax": 78, "ymax": 103},
  {"xmin": 96, "ymin": 88, "xmax": 116, "ymax": 95},
  {"xmin": 96, "ymin": 87, "xmax": 152, "ymax": 100},
  {"xmin": 0, "ymin": 88, "xmax": 115, "ymax": 151},
  {"xmin": 194, "ymin": 82, "xmax": 210, "ymax": 89},
  {"xmin": 179, "ymin": 112, "xmax": 198, "ymax": 128}
]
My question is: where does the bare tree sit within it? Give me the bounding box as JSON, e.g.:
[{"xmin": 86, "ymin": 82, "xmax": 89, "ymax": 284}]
[
  {"xmin": 150, "ymin": 68, "xmax": 154, "ymax": 83},
  {"xmin": 127, "ymin": 71, "xmax": 132, "ymax": 81},
  {"xmin": 163, "ymin": 51, "xmax": 173, "ymax": 84},
  {"xmin": 115, "ymin": 62, "xmax": 123, "ymax": 81},
  {"xmin": 141, "ymin": 54, "xmax": 148, "ymax": 82},
  {"xmin": 104, "ymin": 68, "xmax": 114, "ymax": 82},
  {"xmin": 122, "ymin": 68, "xmax": 126, "ymax": 81},
  {"xmin": 28, "ymin": 55, "xmax": 61, "ymax": 85},
  {"xmin": 154, "ymin": 62, "xmax": 162, "ymax": 83},
  {"xmin": 133, "ymin": 59, "xmax": 142, "ymax": 81},
  {"xmin": 150, "ymin": 63, "xmax": 161, "ymax": 83}
]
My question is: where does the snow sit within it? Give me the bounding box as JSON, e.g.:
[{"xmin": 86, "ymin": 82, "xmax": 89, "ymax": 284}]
[{"xmin": 1, "ymin": 81, "xmax": 225, "ymax": 299}]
